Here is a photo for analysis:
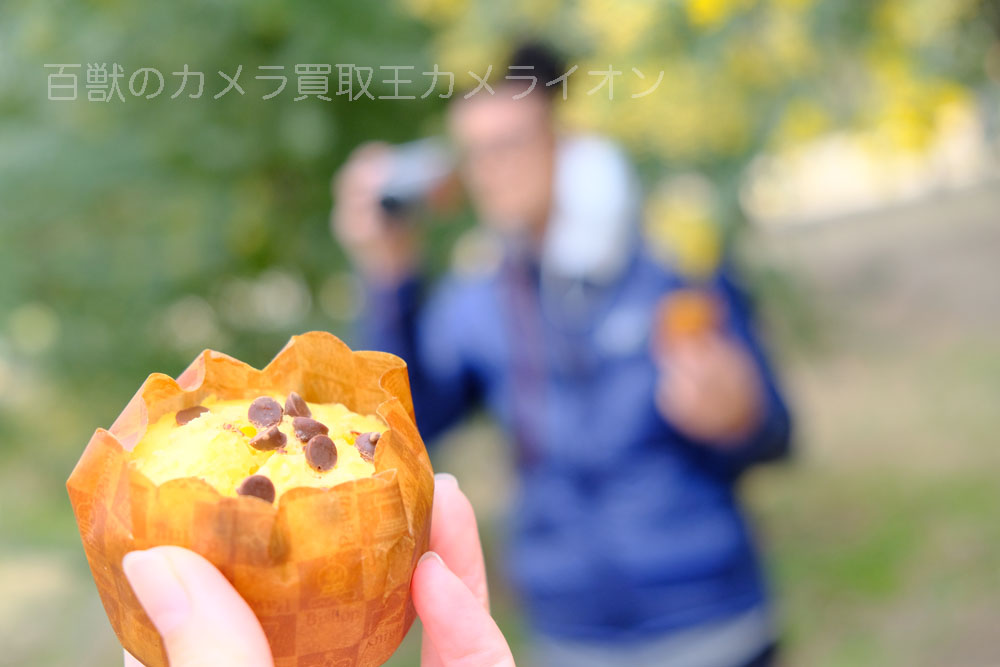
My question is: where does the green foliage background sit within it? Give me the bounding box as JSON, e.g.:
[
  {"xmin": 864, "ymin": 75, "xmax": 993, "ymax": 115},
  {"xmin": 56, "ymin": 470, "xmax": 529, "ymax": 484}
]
[{"xmin": 1, "ymin": 1, "xmax": 999, "ymax": 664}]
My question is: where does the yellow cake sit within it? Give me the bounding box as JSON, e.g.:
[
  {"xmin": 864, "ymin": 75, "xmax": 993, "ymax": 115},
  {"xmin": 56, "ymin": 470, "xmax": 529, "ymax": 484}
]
[{"xmin": 129, "ymin": 391, "xmax": 385, "ymax": 502}]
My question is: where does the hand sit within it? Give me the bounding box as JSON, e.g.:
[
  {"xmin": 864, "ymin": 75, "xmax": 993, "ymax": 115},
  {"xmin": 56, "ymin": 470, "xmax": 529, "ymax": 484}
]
[
  {"xmin": 122, "ymin": 473, "xmax": 514, "ymax": 667},
  {"xmin": 413, "ymin": 473, "xmax": 513, "ymax": 667},
  {"xmin": 331, "ymin": 142, "xmax": 420, "ymax": 287},
  {"xmin": 655, "ymin": 333, "xmax": 765, "ymax": 446}
]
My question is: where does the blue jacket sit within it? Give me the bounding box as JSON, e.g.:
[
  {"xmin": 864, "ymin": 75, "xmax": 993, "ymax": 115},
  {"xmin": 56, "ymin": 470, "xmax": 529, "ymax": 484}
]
[{"xmin": 361, "ymin": 245, "xmax": 792, "ymax": 642}]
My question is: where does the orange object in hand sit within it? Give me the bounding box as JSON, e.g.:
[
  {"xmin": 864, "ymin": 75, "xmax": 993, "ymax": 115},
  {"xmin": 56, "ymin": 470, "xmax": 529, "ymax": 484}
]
[{"xmin": 654, "ymin": 288, "xmax": 721, "ymax": 352}]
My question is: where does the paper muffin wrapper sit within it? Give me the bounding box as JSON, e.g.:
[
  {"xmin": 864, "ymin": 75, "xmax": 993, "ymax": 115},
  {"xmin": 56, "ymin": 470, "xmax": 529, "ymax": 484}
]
[{"xmin": 67, "ymin": 331, "xmax": 434, "ymax": 667}]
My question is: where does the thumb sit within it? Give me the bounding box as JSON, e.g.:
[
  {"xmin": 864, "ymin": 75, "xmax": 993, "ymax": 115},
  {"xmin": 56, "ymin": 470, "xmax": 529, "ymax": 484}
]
[
  {"xmin": 412, "ymin": 551, "xmax": 514, "ymax": 667},
  {"xmin": 122, "ymin": 546, "xmax": 273, "ymax": 667}
]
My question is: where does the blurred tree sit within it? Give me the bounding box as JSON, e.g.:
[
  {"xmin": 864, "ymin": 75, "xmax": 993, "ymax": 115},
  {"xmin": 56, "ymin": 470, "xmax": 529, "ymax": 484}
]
[{"xmin": 402, "ymin": 0, "xmax": 995, "ymax": 232}]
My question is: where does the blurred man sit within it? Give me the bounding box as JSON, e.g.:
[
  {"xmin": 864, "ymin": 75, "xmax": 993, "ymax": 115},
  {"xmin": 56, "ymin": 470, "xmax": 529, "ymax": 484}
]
[{"xmin": 333, "ymin": 43, "xmax": 791, "ymax": 667}]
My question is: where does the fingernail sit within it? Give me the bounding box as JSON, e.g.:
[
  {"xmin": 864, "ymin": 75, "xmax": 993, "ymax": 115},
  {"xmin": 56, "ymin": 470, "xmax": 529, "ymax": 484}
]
[
  {"xmin": 122, "ymin": 549, "xmax": 192, "ymax": 636},
  {"xmin": 434, "ymin": 472, "xmax": 459, "ymax": 489},
  {"xmin": 418, "ymin": 550, "xmax": 445, "ymax": 567}
]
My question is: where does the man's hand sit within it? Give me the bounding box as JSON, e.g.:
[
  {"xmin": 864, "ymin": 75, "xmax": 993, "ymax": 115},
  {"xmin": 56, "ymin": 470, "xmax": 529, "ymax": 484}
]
[
  {"xmin": 123, "ymin": 473, "xmax": 514, "ymax": 667},
  {"xmin": 331, "ymin": 142, "xmax": 420, "ymax": 287},
  {"xmin": 655, "ymin": 333, "xmax": 765, "ymax": 447}
]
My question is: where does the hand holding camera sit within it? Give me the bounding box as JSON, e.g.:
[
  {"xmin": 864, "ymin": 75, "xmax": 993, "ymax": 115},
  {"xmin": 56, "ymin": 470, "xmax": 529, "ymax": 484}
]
[{"xmin": 331, "ymin": 142, "xmax": 422, "ymax": 287}]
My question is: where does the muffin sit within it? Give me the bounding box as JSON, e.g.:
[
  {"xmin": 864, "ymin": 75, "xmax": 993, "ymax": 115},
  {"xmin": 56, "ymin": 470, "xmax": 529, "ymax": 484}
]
[{"xmin": 67, "ymin": 332, "xmax": 434, "ymax": 667}]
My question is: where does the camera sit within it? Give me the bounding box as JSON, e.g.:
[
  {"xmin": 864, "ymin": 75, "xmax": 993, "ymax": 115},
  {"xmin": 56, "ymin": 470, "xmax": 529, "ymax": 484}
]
[{"xmin": 377, "ymin": 139, "xmax": 455, "ymax": 220}]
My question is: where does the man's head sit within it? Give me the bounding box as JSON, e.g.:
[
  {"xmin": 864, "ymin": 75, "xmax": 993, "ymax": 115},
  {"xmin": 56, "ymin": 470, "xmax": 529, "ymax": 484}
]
[{"xmin": 447, "ymin": 43, "xmax": 564, "ymax": 239}]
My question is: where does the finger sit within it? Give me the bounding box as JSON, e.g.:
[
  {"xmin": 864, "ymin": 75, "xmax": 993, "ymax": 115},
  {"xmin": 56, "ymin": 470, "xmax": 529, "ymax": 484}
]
[
  {"xmin": 662, "ymin": 337, "xmax": 737, "ymax": 403},
  {"xmin": 421, "ymin": 474, "xmax": 490, "ymax": 667},
  {"xmin": 657, "ymin": 364, "xmax": 722, "ymax": 439},
  {"xmin": 123, "ymin": 546, "xmax": 273, "ymax": 667},
  {"xmin": 336, "ymin": 142, "xmax": 389, "ymax": 188},
  {"xmin": 660, "ymin": 340, "xmax": 704, "ymax": 379},
  {"xmin": 429, "ymin": 473, "xmax": 490, "ymax": 609},
  {"xmin": 420, "ymin": 633, "xmax": 446, "ymax": 667},
  {"xmin": 657, "ymin": 366, "xmax": 700, "ymax": 423},
  {"xmin": 412, "ymin": 552, "xmax": 514, "ymax": 667}
]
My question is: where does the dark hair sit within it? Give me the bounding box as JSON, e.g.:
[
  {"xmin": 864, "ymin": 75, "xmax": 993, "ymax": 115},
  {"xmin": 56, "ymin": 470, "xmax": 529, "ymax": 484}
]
[
  {"xmin": 452, "ymin": 41, "xmax": 568, "ymax": 102},
  {"xmin": 505, "ymin": 41, "xmax": 566, "ymax": 99}
]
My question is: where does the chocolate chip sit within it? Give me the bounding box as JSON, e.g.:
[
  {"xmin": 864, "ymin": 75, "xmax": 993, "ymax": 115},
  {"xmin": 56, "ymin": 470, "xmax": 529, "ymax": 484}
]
[
  {"xmin": 237, "ymin": 475, "xmax": 275, "ymax": 503},
  {"xmin": 355, "ymin": 431, "xmax": 380, "ymax": 462},
  {"xmin": 175, "ymin": 405, "xmax": 209, "ymax": 425},
  {"xmin": 305, "ymin": 434, "xmax": 338, "ymax": 472},
  {"xmin": 248, "ymin": 396, "xmax": 283, "ymax": 428},
  {"xmin": 249, "ymin": 425, "xmax": 286, "ymax": 451},
  {"xmin": 284, "ymin": 391, "xmax": 311, "ymax": 418},
  {"xmin": 292, "ymin": 417, "xmax": 329, "ymax": 443}
]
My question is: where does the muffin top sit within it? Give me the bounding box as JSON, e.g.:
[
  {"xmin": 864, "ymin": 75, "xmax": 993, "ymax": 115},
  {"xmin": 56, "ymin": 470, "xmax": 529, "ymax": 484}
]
[{"xmin": 129, "ymin": 391, "xmax": 384, "ymax": 503}]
